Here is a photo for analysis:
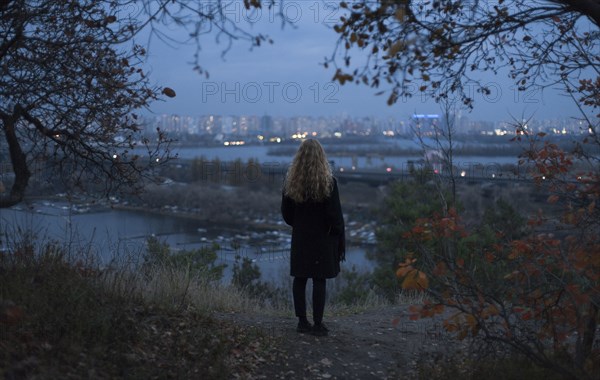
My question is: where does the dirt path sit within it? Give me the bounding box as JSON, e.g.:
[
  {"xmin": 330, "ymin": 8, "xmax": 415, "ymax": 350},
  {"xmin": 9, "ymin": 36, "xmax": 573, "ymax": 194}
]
[{"xmin": 218, "ymin": 306, "xmax": 468, "ymax": 379}]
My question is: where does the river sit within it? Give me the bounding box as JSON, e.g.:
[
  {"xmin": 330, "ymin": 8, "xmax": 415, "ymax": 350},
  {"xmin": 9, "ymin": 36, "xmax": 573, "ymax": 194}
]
[
  {"xmin": 0, "ymin": 200, "xmax": 374, "ymax": 285},
  {"xmin": 167, "ymin": 141, "xmax": 520, "ymax": 170}
]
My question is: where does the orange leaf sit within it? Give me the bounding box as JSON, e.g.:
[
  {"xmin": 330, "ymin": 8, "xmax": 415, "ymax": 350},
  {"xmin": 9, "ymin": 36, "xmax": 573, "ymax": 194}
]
[
  {"xmin": 547, "ymin": 195, "xmax": 559, "ymax": 204},
  {"xmin": 408, "ymin": 305, "xmax": 420, "ymax": 313},
  {"xmin": 482, "ymin": 304, "xmax": 499, "ymax": 319},
  {"xmin": 402, "ymin": 270, "xmax": 428, "ymax": 290},
  {"xmin": 416, "ymin": 271, "xmax": 429, "ymax": 290},
  {"xmin": 162, "ymin": 87, "xmax": 177, "ymax": 98},
  {"xmin": 443, "ymin": 319, "xmax": 458, "ymax": 332},
  {"xmin": 432, "ymin": 261, "xmax": 447, "ymax": 276},
  {"xmin": 465, "ymin": 314, "xmax": 477, "ymax": 329},
  {"xmin": 588, "ymin": 201, "xmax": 596, "ymax": 214},
  {"xmin": 396, "ymin": 265, "xmax": 413, "ymax": 278}
]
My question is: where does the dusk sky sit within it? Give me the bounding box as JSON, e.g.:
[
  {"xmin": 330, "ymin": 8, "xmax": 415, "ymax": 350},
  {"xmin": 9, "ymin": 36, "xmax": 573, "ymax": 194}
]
[{"xmin": 140, "ymin": 1, "xmax": 582, "ymax": 122}]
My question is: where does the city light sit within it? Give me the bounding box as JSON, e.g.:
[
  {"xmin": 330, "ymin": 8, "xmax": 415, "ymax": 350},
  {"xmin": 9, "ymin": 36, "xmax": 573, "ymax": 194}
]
[{"xmin": 140, "ymin": 114, "xmax": 583, "ymax": 138}]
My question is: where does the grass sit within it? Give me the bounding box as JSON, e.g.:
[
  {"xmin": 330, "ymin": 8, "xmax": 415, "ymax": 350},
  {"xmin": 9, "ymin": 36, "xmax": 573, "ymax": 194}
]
[{"xmin": 0, "ymin": 238, "xmax": 278, "ymax": 379}]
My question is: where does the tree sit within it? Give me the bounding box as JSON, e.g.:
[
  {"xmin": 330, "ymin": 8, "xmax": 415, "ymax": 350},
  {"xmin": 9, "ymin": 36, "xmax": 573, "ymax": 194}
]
[
  {"xmin": 399, "ymin": 127, "xmax": 599, "ymax": 378},
  {"xmin": 0, "ymin": 0, "xmax": 274, "ymax": 208},
  {"xmin": 370, "ymin": 168, "xmax": 448, "ymax": 299},
  {"xmin": 329, "ymin": 1, "xmax": 599, "ymax": 377},
  {"xmin": 328, "ymin": 0, "xmax": 599, "ymax": 111},
  {"xmin": 0, "ymin": 1, "xmax": 160, "ymax": 207}
]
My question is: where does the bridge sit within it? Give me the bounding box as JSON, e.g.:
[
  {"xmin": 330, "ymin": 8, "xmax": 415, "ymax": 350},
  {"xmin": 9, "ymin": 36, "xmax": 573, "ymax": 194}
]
[{"xmin": 166, "ymin": 159, "xmax": 531, "ymax": 187}]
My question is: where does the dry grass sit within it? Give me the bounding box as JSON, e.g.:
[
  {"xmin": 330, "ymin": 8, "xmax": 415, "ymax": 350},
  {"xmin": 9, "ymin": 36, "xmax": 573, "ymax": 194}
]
[{"xmin": 0, "ymin": 238, "xmax": 279, "ymax": 379}]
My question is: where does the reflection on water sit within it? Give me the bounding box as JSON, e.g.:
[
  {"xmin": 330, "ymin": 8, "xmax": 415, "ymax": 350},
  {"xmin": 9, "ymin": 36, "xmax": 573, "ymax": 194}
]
[{"xmin": 1, "ymin": 200, "xmax": 374, "ymax": 285}]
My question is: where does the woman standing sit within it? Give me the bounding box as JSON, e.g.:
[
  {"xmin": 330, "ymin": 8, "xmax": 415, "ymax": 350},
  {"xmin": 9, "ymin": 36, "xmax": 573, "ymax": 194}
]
[{"xmin": 281, "ymin": 139, "xmax": 345, "ymax": 337}]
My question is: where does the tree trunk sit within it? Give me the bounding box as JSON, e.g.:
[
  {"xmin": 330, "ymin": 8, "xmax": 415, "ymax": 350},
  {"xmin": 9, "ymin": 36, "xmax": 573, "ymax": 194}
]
[
  {"xmin": 577, "ymin": 302, "xmax": 599, "ymax": 372},
  {"xmin": 0, "ymin": 114, "xmax": 31, "ymax": 208}
]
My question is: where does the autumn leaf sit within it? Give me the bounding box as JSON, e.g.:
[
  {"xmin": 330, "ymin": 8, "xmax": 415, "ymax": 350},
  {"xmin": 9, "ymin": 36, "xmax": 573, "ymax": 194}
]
[
  {"xmin": 443, "ymin": 320, "xmax": 458, "ymax": 332},
  {"xmin": 396, "ymin": 265, "xmax": 413, "ymax": 278},
  {"xmin": 547, "ymin": 194, "xmax": 559, "ymax": 204},
  {"xmin": 481, "ymin": 304, "xmax": 499, "ymax": 319},
  {"xmin": 588, "ymin": 201, "xmax": 596, "ymax": 214},
  {"xmin": 432, "ymin": 261, "xmax": 447, "ymax": 276},
  {"xmin": 162, "ymin": 87, "xmax": 177, "ymax": 98},
  {"xmin": 401, "ymin": 269, "xmax": 429, "ymax": 290},
  {"xmin": 395, "ymin": 8, "xmax": 406, "ymax": 21},
  {"xmin": 333, "ymin": 69, "xmax": 354, "ymax": 85},
  {"xmin": 465, "ymin": 314, "xmax": 480, "ymax": 336},
  {"xmin": 388, "ymin": 40, "xmax": 405, "ymax": 56}
]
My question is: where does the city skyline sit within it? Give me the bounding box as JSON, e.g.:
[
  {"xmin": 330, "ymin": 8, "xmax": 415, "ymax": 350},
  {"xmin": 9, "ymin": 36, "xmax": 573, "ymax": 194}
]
[{"xmin": 142, "ymin": 112, "xmax": 587, "ymax": 139}]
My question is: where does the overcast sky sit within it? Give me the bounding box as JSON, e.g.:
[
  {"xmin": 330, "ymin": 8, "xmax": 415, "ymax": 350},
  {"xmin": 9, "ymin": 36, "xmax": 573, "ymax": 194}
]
[{"xmin": 140, "ymin": 1, "xmax": 581, "ymax": 122}]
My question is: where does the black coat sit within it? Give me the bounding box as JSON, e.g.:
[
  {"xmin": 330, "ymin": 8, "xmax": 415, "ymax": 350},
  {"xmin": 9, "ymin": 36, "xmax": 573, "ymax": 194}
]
[{"xmin": 281, "ymin": 178, "xmax": 345, "ymax": 279}]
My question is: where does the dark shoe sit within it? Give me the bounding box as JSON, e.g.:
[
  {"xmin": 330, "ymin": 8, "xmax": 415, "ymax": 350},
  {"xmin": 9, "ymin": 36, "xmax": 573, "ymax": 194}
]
[
  {"xmin": 297, "ymin": 320, "xmax": 313, "ymax": 333},
  {"xmin": 311, "ymin": 323, "xmax": 329, "ymax": 337}
]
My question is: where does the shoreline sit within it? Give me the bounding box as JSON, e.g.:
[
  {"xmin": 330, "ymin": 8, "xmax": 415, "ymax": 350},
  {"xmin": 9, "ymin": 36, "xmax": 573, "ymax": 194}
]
[{"xmin": 112, "ymin": 204, "xmax": 375, "ymax": 247}]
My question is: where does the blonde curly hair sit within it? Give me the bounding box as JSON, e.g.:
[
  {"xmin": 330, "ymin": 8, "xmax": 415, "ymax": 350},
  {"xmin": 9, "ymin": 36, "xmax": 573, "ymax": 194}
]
[{"xmin": 283, "ymin": 139, "xmax": 333, "ymax": 203}]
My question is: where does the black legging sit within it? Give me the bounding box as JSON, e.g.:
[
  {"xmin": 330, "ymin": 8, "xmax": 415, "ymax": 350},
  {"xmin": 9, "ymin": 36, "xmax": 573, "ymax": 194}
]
[{"xmin": 293, "ymin": 277, "xmax": 326, "ymax": 325}]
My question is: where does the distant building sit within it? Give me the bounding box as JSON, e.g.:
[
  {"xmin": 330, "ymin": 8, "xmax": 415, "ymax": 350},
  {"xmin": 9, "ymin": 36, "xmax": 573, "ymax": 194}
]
[
  {"xmin": 411, "ymin": 113, "xmax": 440, "ymax": 136},
  {"xmin": 260, "ymin": 114, "xmax": 273, "ymax": 135}
]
